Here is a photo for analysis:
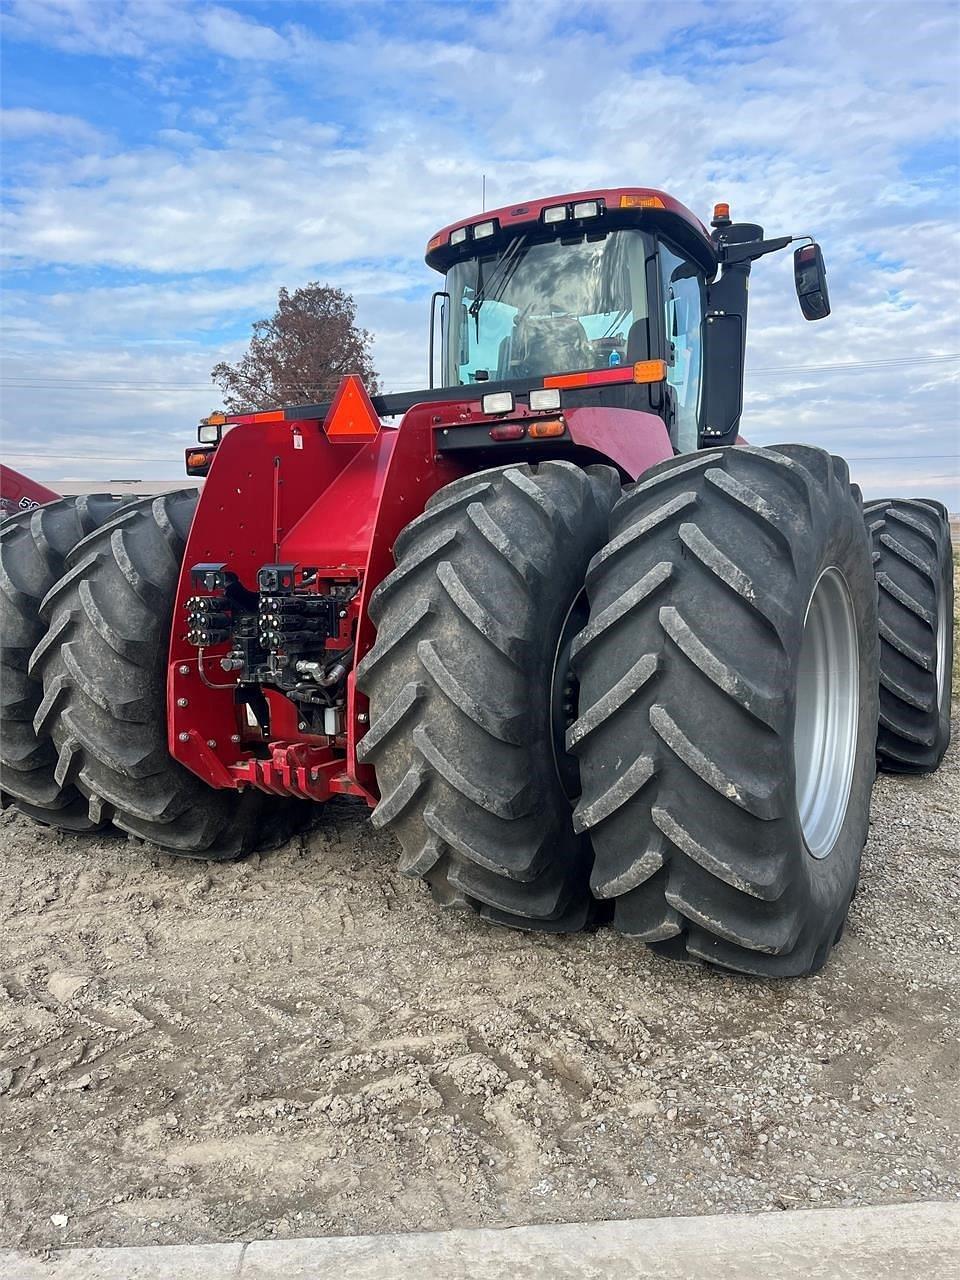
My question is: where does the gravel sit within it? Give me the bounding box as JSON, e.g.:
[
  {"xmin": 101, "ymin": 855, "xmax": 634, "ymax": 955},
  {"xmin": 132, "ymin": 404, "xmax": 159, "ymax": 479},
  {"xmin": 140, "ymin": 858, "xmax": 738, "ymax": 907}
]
[{"xmin": 0, "ymin": 710, "xmax": 957, "ymax": 1251}]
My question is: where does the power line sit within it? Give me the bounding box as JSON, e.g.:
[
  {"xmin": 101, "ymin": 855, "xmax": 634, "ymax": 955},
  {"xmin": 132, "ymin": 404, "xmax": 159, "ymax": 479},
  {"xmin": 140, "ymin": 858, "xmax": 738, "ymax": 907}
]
[
  {"xmin": 747, "ymin": 353, "xmax": 959, "ymax": 376},
  {"xmin": 2, "ymin": 352, "xmax": 958, "ymax": 393}
]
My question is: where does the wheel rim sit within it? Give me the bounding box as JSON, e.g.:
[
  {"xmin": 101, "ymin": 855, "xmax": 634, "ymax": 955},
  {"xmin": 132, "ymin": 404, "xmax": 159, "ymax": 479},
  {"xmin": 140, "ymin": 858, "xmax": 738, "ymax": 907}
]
[
  {"xmin": 794, "ymin": 566, "xmax": 860, "ymax": 859},
  {"xmin": 936, "ymin": 581, "xmax": 948, "ymax": 709}
]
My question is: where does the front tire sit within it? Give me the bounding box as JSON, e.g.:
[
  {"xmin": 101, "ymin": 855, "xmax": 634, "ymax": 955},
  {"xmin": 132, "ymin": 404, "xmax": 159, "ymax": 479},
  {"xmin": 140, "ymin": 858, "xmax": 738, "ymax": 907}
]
[
  {"xmin": 357, "ymin": 461, "xmax": 619, "ymax": 930},
  {"xmin": 572, "ymin": 445, "xmax": 879, "ymax": 976},
  {"xmin": 864, "ymin": 499, "xmax": 953, "ymax": 773}
]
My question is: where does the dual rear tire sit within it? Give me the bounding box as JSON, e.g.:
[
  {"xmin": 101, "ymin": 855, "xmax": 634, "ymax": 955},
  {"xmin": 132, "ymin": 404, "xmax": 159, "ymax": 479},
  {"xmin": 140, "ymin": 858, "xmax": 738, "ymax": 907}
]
[
  {"xmin": 1, "ymin": 494, "xmax": 128, "ymax": 830},
  {"xmin": 2, "ymin": 491, "xmax": 308, "ymax": 856}
]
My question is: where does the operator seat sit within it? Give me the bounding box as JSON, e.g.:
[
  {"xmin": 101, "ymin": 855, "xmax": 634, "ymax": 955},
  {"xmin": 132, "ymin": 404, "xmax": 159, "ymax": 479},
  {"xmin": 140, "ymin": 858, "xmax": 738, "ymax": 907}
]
[
  {"xmin": 509, "ymin": 313, "xmax": 593, "ymax": 379},
  {"xmin": 625, "ymin": 317, "xmax": 652, "ymax": 364}
]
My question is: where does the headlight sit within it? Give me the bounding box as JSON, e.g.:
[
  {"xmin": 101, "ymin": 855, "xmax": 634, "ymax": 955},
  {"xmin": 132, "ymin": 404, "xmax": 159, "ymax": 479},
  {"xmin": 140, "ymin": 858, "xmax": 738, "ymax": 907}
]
[{"xmin": 481, "ymin": 392, "xmax": 514, "ymax": 415}]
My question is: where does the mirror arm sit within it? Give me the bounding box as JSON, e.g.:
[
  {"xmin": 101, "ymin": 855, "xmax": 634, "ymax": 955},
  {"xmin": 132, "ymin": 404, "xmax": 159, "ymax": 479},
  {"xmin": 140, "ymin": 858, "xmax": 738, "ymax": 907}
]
[{"xmin": 719, "ymin": 235, "xmax": 793, "ymax": 265}]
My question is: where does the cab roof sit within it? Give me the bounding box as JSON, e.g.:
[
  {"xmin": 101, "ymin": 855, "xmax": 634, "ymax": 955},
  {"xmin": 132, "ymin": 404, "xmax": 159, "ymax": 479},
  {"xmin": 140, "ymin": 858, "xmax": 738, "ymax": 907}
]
[{"xmin": 425, "ymin": 186, "xmax": 717, "ymax": 274}]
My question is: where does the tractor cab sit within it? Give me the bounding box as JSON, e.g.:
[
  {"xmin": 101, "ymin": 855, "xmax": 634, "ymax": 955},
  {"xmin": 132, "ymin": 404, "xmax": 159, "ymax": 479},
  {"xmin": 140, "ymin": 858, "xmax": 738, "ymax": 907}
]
[{"xmin": 425, "ymin": 187, "xmax": 829, "ymax": 452}]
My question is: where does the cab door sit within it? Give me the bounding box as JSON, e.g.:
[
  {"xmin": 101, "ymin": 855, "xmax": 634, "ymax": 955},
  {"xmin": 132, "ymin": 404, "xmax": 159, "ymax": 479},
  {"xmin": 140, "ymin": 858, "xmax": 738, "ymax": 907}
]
[{"xmin": 657, "ymin": 240, "xmax": 706, "ymax": 452}]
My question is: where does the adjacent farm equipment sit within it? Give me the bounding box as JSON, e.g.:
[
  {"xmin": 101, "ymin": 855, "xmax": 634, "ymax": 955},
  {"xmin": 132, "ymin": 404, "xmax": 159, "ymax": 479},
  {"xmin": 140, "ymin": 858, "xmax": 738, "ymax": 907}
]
[{"xmin": 3, "ymin": 188, "xmax": 954, "ymax": 975}]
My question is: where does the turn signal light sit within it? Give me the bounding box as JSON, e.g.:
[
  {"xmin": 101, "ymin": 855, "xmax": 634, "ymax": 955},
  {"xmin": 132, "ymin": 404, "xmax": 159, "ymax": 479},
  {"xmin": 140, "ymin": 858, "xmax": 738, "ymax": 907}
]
[
  {"xmin": 489, "ymin": 424, "xmax": 526, "ymax": 441},
  {"xmin": 620, "ymin": 194, "xmax": 665, "ymax": 209},
  {"xmin": 185, "ymin": 448, "xmax": 214, "ymax": 476},
  {"xmin": 632, "ymin": 359, "xmax": 668, "ymax": 383},
  {"xmin": 528, "ymin": 419, "xmax": 565, "ymax": 439}
]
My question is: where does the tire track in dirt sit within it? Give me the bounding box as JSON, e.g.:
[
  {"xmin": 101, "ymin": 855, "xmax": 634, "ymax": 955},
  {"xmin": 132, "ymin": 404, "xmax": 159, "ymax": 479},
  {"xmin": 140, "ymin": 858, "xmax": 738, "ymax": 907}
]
[{"xmin": 0, "ymin": 716, "xmax": 958, "ymax": 1249}]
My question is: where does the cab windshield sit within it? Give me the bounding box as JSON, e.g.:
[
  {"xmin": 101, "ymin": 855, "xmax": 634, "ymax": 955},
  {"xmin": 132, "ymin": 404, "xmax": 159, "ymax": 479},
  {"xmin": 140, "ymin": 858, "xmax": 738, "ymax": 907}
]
[{"xmin": 442, "ymin": 228, "xmax": 653, "ymax": 386}]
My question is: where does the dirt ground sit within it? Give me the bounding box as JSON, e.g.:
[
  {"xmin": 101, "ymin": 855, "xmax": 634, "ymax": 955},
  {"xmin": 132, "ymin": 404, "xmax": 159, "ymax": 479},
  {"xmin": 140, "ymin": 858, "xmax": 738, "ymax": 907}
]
[{"xmin": 1, "ymin": 712, "xmax": 957, "ymax": 1252}]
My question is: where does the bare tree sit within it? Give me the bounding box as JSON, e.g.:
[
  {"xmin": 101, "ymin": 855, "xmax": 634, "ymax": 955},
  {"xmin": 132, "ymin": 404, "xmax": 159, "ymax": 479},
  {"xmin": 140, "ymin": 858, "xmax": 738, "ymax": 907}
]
[{"xmin": 211, "ymin": 283, "xmax": 380, "ymax": 411}]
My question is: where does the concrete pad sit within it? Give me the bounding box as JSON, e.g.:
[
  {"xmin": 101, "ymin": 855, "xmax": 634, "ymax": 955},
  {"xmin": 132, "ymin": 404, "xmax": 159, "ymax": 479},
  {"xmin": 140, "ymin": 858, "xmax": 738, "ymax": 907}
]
[
  {"xmin": 2, "ymin": 1201, "xmax": 958, "ymax": 1280},
  {"xmin": 0, "ymin": 1242, "xmax": 245, "ymax": 1280}
]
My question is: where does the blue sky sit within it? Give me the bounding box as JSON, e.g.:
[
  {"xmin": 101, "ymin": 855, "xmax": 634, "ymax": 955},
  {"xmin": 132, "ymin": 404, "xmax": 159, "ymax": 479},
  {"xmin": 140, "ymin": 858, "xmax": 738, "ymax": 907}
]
[{"xmin": 1, "ymin": 0, "xmax": 958, "ymax": 508}]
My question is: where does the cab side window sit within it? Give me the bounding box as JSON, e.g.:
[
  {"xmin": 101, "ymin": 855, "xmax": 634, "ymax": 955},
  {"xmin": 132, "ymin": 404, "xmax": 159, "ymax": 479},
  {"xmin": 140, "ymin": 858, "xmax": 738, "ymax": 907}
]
[{"xmin": 658, "ymin": 242, "xmax": 705, "ymax": 452}]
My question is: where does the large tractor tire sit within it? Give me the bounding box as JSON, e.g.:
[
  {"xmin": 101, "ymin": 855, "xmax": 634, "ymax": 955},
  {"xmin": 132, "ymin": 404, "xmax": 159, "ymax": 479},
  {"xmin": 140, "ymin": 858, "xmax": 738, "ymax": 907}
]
[
  {"xmin": 31, "ymin": 491, "xmax": 307, "ymax": 857},
  {"xmin": 356, "ymin": 460, "xmax": 619, "ymax": 931},
  {"xmin": 571, "ymin": 445, "xmax": 879, "ymax": 976},
  {"xmin": 863, "ymin": 498, "xmax": 953, "ymax": 773},
  {"xmin": 1, "ymin": 494, "xmax": 128, "ymax": 830}
]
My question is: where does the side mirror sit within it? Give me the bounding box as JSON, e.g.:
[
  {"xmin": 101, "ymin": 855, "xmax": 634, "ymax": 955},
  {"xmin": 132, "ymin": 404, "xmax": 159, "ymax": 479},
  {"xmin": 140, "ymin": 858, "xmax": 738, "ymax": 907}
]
[{"xmin": 794, "ymin": 243, "xmax": 830, "ymax": 321}]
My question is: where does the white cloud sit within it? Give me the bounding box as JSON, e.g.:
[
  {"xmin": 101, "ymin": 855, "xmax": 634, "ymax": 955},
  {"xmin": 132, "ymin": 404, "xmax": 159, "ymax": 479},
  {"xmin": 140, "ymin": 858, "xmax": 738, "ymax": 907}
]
[
  {"xmin": 199, "ymin": 6, "xmax": 291, "ymax": 61},
  {"xmin": 0, "ymin": 106, "xmax": 101, "ymax": 143},
  {"xmin": 1, "ymin": 0, "xmax": 957, "ymax": 507}
]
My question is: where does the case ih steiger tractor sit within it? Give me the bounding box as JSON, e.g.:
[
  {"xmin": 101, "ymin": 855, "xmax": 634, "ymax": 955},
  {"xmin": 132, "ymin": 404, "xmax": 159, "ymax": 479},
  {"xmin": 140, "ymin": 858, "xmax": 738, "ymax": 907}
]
[{"xmin": 2, "ymin": 188, "xmax": 954, "ymax": 976}]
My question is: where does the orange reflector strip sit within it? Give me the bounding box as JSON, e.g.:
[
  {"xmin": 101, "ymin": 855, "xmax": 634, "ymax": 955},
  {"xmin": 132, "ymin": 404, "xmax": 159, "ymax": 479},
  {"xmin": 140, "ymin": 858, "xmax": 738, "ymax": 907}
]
[
  {"xmin": 249, "ymin": 410, "xmax": 285, "ymax": 424},
  {"xmin": 324, "ymin": 374, "xmax": 382, "ymax": 442},
  {"xmin": 543, "ymin": 360, "xmax": 666, "ymax": 391},
  {"xmin": 543, "ymin": 370, "xmax": 604, "ymax": 389},
  {"xmin": 620, "ymin": 194, "xmax": 665, "ymax": 209},
  {"xmin": 426, "ymin": 233, "xmax": 444, "ymax": 252},
  {"xmin": 527, "ymin": 419, "xmax": 565, "ymax": 439}
]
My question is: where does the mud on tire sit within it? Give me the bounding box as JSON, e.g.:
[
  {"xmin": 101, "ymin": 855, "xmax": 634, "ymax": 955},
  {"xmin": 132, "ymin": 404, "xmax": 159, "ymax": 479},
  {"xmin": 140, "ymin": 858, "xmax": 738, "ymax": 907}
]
[
  {"xmin": 864, "ymin": 498, "xmax": 953, "ymax": 773},
  {"xmin": 571, "ymin": 445, "xmax": 879, "ymax": 976},
  {"xmin": 356, "ymin": 460, "xmax": 619, "ymax": 931},
  {"xmin": 1, "ymin": 494, "xmax": 128, "ymax": 830},
  {"xmin": 31, "ymin": 491, "xmax": 308, "ymax": 857}
]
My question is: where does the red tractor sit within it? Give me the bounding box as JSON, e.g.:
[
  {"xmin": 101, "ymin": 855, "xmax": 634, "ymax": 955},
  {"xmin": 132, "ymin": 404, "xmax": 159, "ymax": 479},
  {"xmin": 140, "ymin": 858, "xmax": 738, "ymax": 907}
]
[{"xmin": 2, "ymin": 188, "xmax": 953, "ymax": 975}]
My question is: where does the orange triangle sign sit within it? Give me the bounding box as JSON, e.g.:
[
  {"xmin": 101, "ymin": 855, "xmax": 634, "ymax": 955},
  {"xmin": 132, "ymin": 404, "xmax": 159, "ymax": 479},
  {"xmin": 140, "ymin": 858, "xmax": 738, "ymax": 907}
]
[{"xmin": 324, "ymin": 375, "xmax": 382, "ymax": 442}]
